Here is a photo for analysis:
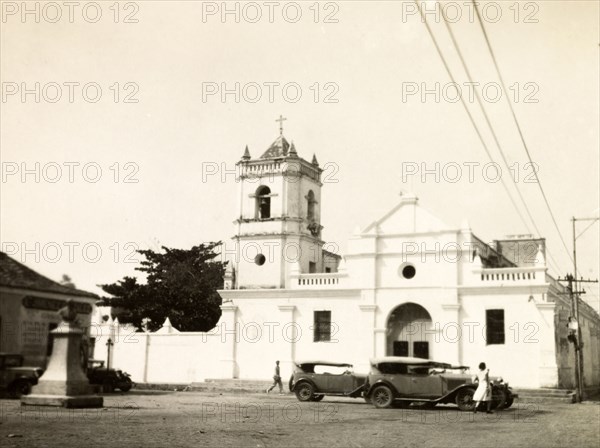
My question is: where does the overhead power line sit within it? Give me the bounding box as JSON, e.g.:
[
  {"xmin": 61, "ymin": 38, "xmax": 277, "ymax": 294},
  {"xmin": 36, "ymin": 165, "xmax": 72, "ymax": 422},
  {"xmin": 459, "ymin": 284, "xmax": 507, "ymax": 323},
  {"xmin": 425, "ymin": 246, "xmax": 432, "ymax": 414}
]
[
  {"xmin": 471, "ymin": 0, "xmax": 574, "ymax": 266},
  {"xmin": 439, "ymin": 7, "xmax": 564, "ymax": 275},
  {"xmin": 413, "ymin": 2, "xmax": 537, "ymax": 249}
]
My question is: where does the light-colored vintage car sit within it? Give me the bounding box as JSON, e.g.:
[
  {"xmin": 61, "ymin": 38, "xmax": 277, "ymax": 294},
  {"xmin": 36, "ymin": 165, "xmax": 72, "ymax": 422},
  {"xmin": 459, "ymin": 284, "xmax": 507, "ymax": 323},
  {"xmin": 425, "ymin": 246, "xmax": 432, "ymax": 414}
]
[
  {"xmin": 364, "ymin": 357, "xmax": 517, "ymax": 411},
  {"xmin": 289, "ymin": 361, "xmax": 368, "ymax": 402}
]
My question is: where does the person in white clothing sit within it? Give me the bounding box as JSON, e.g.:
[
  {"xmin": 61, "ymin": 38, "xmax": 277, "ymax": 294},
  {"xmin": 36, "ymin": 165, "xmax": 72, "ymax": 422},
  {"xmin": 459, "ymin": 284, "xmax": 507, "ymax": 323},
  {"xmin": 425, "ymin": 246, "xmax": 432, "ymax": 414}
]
[{"xmin": 472, "ymin": 362, "xmax": 493, "ymax": 414}]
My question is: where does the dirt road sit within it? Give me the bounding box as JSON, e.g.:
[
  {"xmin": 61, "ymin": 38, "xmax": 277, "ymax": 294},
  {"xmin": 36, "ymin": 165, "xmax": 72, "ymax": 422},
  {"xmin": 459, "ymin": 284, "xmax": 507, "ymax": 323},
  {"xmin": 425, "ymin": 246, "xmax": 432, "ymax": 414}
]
[{"xmin": 1, "ymin": 391, "xmax": 598, "ymax": 448}]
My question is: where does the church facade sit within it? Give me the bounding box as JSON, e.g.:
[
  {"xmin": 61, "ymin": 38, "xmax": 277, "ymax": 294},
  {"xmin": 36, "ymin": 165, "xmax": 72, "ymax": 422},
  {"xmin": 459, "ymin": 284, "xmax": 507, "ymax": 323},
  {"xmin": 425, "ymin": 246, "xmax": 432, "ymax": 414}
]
[
  {"xmin": 216, "ymin": 130, "xmax": 600, "ymax": 390},
  {"xmin": 96, "ymin": 128, "xmax": 599, "ymax": 391}
]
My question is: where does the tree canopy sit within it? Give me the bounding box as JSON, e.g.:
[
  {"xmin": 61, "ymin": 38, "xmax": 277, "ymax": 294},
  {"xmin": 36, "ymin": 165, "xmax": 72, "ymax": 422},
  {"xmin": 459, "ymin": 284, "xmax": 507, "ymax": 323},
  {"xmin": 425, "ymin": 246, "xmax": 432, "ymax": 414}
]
[{"xmin": 100, "ymin": 242, "xmax": 226, "ymax": 332}]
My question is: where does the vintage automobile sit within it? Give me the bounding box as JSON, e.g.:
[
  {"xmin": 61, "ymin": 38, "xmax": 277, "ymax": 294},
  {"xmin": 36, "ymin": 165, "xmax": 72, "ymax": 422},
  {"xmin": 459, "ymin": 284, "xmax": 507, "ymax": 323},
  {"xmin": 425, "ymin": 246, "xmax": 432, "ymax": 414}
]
[
  {"xmin": 289, "ymin": 361, "xmax": 368, "ymax": 402},
  {"xmin": 364, "ymin": 357, "xmax": 517, "ymax": 411},
  {"xmin": 87, "ymin": 359, "xmax": 133, "ymax": 392},
  {"xmin": 0, "ymin": 353, "xmax": 44, "ymax": 398}
]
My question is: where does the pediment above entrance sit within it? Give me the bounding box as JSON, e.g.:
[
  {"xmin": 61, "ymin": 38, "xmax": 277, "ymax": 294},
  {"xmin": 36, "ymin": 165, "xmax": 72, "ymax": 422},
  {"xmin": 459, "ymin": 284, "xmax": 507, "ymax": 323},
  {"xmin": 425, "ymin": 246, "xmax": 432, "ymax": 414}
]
[{"xmin": 361, "ymin": 193, "xmax": 453, "ymax": 235}]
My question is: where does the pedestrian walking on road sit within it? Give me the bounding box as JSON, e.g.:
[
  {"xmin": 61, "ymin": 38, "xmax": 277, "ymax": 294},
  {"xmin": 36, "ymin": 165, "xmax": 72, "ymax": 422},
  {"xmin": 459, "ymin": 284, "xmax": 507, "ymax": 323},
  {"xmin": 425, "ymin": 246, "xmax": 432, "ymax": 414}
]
[
  {"xmin": 473, "ymin": 362, "xmax": 493, "ymax": 414},
  {"xmin": 266, "ymin": 360, "xmax": 284, "ymax": 394}
]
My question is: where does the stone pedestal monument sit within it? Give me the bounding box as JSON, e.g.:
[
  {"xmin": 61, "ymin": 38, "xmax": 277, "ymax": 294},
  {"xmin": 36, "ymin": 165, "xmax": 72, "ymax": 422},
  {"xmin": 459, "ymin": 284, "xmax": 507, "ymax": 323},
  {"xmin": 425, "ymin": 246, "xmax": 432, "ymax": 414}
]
[{"xmin": 22, "ymin": 300, "xmax": 103, "ymax": 408}]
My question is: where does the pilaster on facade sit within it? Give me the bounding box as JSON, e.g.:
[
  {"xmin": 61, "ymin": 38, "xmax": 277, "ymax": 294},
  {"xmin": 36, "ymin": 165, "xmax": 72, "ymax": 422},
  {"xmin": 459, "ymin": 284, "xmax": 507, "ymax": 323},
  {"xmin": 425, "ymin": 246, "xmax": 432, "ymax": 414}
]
[
  {"xmin": 219, "ymin": 303, "xmax": 238, "ymax": 378},
  {"xmin": 440, "ymin": 303, "xmax": 462, "ymax": 365},
  {"xmin": 278, "ymin": 305, "xmax": 297, "ymax": 369},
  {"xmin": 359, "ymin": 304, "xmax": 378, "ymax": 361},
  {"xmin": 374, "ymin": 328, "xmax": 387, "ymax": 358}
]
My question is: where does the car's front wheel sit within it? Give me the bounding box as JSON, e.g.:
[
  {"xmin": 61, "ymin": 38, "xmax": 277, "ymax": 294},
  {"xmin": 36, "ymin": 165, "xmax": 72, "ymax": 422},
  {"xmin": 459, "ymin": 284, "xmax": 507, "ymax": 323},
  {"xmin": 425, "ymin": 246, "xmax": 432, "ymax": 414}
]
[
  {"xmin": 491, "ymin": 387, "xmax": 507, "ymax": 410},
  {"xmin": 9, "ymin": 380, "xmax": 32, "ymax": 398},
  {"xmin": 119, "ymin": 380, "xmax": 132, "ymax": 392},
  {"xmin": 455, "ymin": 388, "xmax": 476, "ymax": 412},
  {"xmin": 371, "ymin": 385, "xmax": 394, "ymax": 409},
  {"xmin": 294, "ymin": 382, "xmax": 314, "ymax": 402}
]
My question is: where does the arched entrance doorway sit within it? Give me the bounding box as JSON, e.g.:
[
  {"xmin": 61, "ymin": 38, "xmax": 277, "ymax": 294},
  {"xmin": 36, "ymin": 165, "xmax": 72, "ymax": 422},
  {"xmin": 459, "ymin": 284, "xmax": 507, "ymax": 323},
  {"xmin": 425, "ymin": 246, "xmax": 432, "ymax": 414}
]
[{"xmin": 387, "ymin": 303, "xmax": 433, "ymax": 359}]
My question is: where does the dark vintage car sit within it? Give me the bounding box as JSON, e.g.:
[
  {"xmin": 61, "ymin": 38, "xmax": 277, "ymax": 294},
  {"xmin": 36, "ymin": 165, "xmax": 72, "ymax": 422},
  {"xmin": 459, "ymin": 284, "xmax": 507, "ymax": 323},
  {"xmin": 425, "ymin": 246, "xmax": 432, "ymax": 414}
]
[
  {"xmin": 87, "ymin": 360, "xmax": 133, "ymax": 392},
  {"xmin": 0, "ymin": 353, "xmax": 44, "ymax": 398},
  {"xmin": 289, "ymin": 361, "xmax": 368, "ymax": 402},
  {"xmin": 365, "ymin": 357, "xmax": 517, "ymax": 411}
]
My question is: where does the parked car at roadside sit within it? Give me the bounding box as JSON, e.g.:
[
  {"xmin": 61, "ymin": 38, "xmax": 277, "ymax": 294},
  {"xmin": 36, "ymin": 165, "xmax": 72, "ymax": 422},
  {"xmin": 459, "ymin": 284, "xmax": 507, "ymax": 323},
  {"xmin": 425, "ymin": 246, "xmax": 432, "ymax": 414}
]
[
  {"xmin": 0, "ymin": 353, "xmax": 43, "ymax": 398},
  {"xmin": 87, "ymin": 359, "xmax": 133, "ymax": 392},
  {"xmin": 364, "ymin": 357, "xmax": 517, "ymax": 411},
  {"xmin": 289, "ymin": 361, "xmax": 367, "ymax": 402}
]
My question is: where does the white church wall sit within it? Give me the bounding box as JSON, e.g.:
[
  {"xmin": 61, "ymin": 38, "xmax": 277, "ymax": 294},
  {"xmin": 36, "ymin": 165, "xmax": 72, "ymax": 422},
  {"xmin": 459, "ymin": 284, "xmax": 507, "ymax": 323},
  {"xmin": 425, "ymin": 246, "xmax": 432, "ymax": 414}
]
[
  {"xmin": 459, "ymin": 291, "xmax": 553, "ymax": 388},
  {"xmin": 343, "ymin": 256, "xmax": 377, "ymax": 289},
  {"xmin": 106, "ymin": 326, "xmax": 226, "ymax": 384},
  {"xmin": 233, "ymin": 300, "xmax": 294, "ymax": 379},
  {"xmin": 111, "ymin": 332, "xmax": 147, "ymax": 382},
  {"xmin": 293, "ymin": 299, "xmax": 365, "ymax": 362}
]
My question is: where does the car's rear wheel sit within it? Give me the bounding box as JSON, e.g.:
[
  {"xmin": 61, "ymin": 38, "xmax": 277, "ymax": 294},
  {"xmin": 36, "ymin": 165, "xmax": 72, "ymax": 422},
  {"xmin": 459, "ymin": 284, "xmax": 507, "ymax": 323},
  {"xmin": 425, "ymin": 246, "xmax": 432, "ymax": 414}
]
[
  {"xmin": 9, "ymin": 380, "xmax": 32, "ymax": 398},
  {"xmin": 119, "ymin": 381, "xmax": 132, "ymax": 392},
  {"xmin": 295, "ymin": 382, "xmax": 314, "ymax": 402},
  {"xmin": 491, "ymin": 387, "xmax": 507, "ymax": 410},
  {"xmin": 103, "ymin": 380, "xmax": 115, "ymax": 393},
  {"xmin": 371, "ymin": 385, "xmax": 394, "ymax": 409},
  {"xmin": 311, "ymin": 395, "xmax": 324, "ymax": 402},
  {"xmin": 456, "ymin": 388, "xmax": 476, "ymax": 412},
  {"xmin": 504, "ymin": 395, "xmax": 514, "ymax": 409}
]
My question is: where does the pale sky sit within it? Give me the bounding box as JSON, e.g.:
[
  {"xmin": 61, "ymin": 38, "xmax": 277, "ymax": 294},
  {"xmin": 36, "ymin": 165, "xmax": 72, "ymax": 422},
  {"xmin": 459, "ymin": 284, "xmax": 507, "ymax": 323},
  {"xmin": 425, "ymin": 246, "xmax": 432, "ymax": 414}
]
[{"xmin": 1, "ymin": 1, "xmax": 598, "ymax": 308}]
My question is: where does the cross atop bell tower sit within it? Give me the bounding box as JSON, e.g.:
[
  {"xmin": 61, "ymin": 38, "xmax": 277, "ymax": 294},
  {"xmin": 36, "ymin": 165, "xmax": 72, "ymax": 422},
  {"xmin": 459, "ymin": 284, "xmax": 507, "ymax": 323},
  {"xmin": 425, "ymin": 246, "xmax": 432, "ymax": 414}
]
[{"xmin": 275, "ymin": 114, "xmax": 287, "ymax": 136}]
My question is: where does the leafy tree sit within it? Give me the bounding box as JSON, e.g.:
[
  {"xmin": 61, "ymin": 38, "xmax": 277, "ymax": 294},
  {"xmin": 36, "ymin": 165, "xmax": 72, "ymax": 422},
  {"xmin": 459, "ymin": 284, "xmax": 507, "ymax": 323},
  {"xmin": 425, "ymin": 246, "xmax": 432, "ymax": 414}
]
[{"xmin": 99, "ymin": 242, "xmax": 226, "ymax": 332}]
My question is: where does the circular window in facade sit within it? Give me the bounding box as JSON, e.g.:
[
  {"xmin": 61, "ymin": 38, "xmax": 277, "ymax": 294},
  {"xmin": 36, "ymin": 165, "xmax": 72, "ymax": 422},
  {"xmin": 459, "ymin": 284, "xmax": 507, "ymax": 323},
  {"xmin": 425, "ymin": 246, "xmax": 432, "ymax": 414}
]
[
  {"xmin": 255, "ymin": 254, "xmax": 266, "ymax": 266},
  {"xmin": 400, "ymin": 264, "xmax": 416, "ymax": 279}
]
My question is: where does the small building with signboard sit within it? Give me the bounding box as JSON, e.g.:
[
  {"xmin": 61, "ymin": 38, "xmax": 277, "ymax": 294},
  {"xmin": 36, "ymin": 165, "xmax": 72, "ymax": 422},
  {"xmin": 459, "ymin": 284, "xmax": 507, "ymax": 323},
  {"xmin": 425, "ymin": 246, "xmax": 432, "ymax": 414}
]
[{"xmin": 0, "ymin": 252, "xmax": 99, "ymax": 368}]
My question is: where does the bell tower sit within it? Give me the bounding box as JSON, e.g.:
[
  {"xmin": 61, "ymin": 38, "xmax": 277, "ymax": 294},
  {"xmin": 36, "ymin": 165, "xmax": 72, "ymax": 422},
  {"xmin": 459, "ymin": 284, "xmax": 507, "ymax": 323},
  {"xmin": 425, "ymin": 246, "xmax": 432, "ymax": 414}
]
[{"xmin": 230, "ymin": 117, "xmax": 326, "ymax": 289}]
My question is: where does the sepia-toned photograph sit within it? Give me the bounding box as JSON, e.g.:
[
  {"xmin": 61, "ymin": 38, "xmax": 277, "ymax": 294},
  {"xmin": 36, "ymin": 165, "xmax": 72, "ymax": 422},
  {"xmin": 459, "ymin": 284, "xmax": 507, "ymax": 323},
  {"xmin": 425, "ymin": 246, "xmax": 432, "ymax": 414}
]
[{"xmin": 0, "ymin": 1, "xmax": 598, "ymax": 447}]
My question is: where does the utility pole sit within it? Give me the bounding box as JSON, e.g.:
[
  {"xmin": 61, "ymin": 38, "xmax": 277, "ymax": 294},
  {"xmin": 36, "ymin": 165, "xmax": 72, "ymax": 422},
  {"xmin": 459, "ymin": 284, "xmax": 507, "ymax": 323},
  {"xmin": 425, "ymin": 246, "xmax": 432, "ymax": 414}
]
[
  {"xmin": 563, "ymin": 275, "xmax": 582, "ymax": 402},
  {"xmin": 563, "ymin": 216, "xmax": 599, "ymax": 402}
]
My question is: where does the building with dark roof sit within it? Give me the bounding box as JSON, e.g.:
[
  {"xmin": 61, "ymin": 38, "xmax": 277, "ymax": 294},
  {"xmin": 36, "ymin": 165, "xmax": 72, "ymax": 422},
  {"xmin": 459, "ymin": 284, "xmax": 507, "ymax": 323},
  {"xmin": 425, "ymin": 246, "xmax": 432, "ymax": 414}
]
[{"xmin": 0, "ymin": 252, "xmax": 98, "ymax": 367}]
